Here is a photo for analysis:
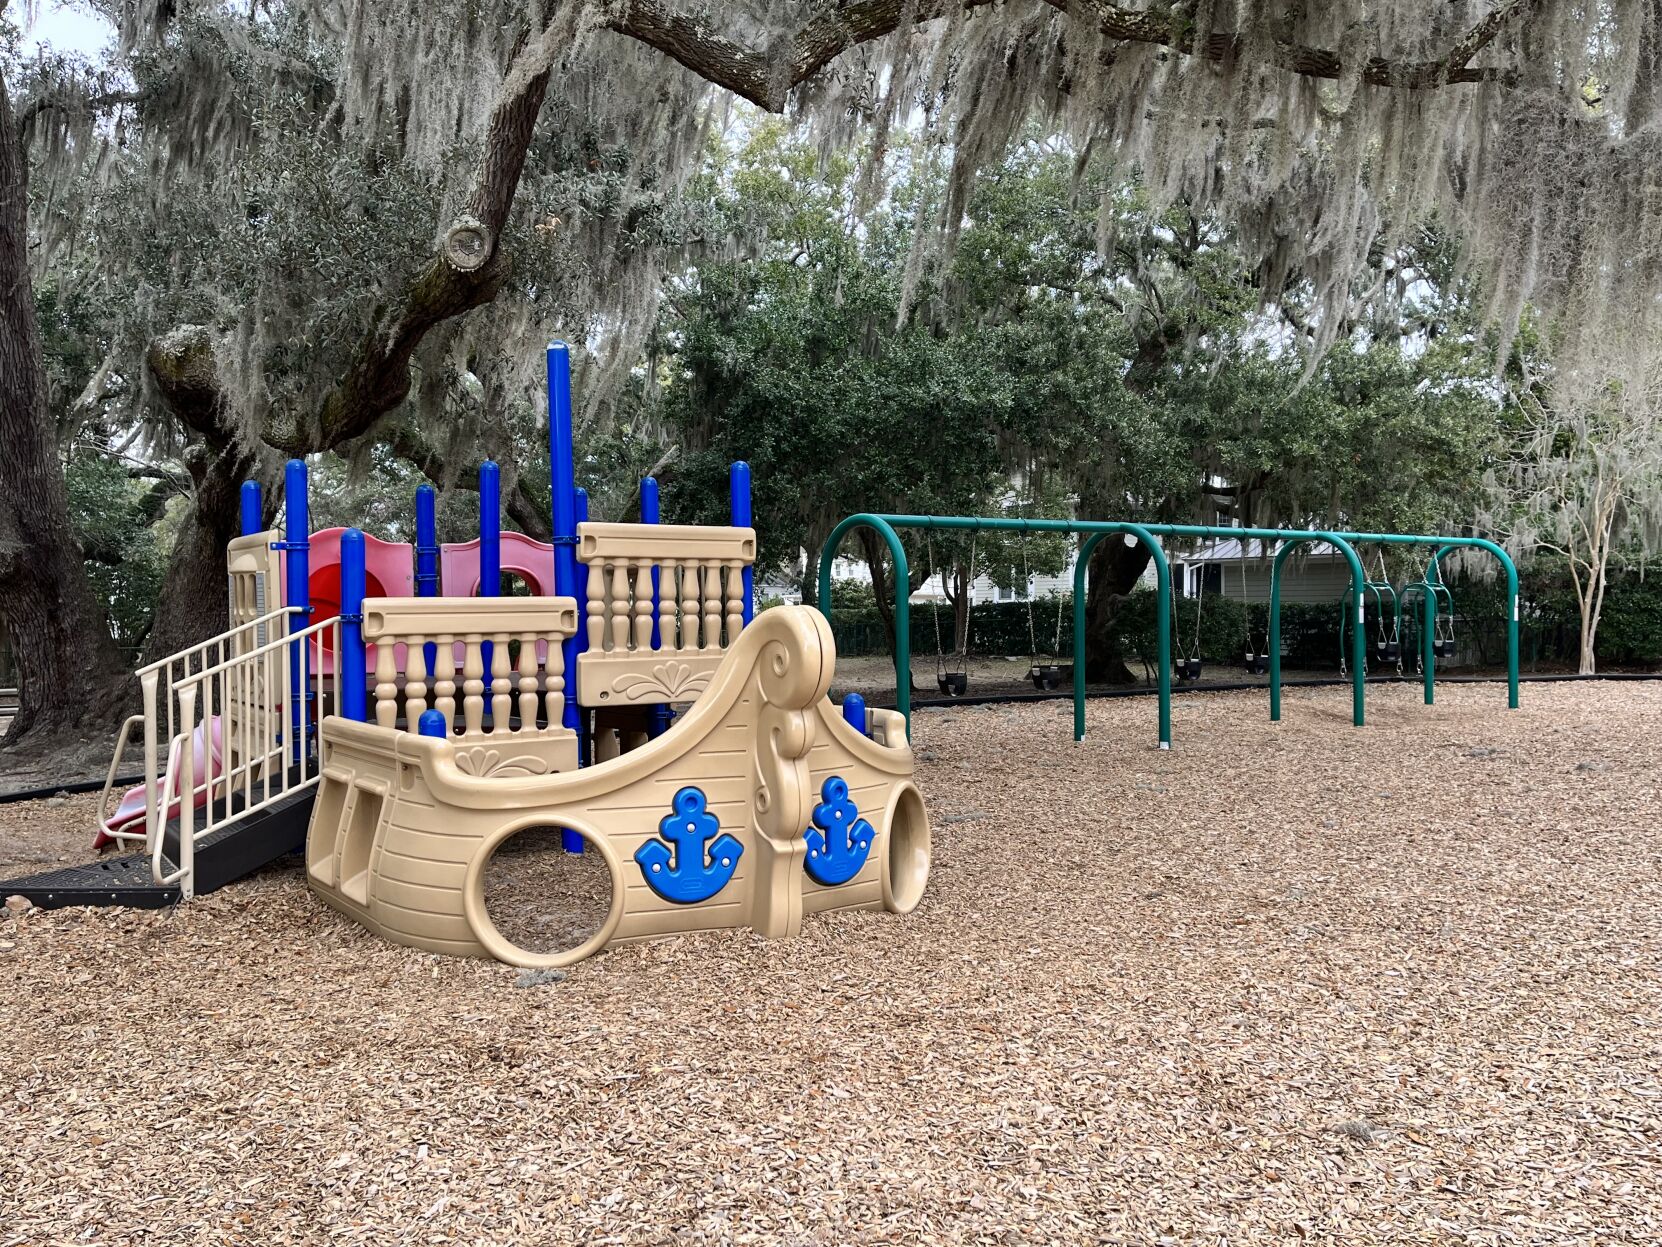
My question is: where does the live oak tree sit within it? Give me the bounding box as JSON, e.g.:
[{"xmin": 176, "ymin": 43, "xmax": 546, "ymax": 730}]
[{"xmin": 6, "ymin": 0, "xmax": 1662, "ymax": 741}]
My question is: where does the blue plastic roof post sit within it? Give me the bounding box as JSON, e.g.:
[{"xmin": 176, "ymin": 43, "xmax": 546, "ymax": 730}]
[
  {"xmin": 641, "ymin": 476, "xmax": 662, "ymax": 649},
  {"xmin": 283, "ymin": 459, "xmax": 310, "ymax": 764},
  {"xmin": 415, "ymin": 482, "xmax": 438, "ymax": 676},
  {"xmin": 240, "ymin": 480, "xmax": 263, "ymax": 537},
  {"xmin": 340, "ymin": 528, "xmax": 368, "ymax": 722},
  {"xmin": 548, "ymin": 344, "xmax": 580, "ymax": 740},
  {"xmin": 841, "ymin": 692, "xmax": 868, "ymax": 736},
  {"xmin": 418, "ymin": 709, "xmax": 448, "ymax": 739},
  {"xmin": 730, "ymin": 461, "xmax": 754, "ymax": 624},
  {"xmin": 415, "ymin": 484, "xmax": 439, "ymax": 596},
  {"xmin": 479, "ymin": 460, "xmax": 501, "ymax": 696}
]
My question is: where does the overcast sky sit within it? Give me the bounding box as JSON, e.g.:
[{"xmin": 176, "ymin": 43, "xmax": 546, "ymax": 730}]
[{"xmin": 20, "ymin": 2, "xmax": 113, "ymax": 59}]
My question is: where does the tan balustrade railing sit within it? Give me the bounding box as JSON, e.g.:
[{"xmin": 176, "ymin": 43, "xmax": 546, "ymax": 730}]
[{"xmin": 360, "ymin": 597, "xmax": 580, "ymax": 741}]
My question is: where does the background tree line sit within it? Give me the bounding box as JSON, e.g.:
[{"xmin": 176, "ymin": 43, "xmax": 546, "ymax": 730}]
[{"xmin": 6, "ymin": 2, "xmax": 1662, "ymax": 756}]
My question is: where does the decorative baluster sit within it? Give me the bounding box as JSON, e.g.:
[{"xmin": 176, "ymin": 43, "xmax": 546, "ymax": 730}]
[
  {"xmin": 610, "ymin": 560, "xmax": 632, "ymax": 650},
  {"xmin": 703, "ymin": 562, "xmax": 722, "ymax": 650},
  {"xmin": 586, "ymin": 561, "xmax": 608, "ymax": 653},
  {"xmin": 724, "ymin": 562, "xmax": 744, "ymax": 645},
  {"xmin": 490, "ymin": 632, "xmax": 511, "ymax": 731},
  {"xmin": 544, "ymin": 628, "xmax": 566, "ymax": 729},
  {"xmin": 374, "ymin": 639, "xmax": 399, "ymax": 730},
  {"xmin": 462, "ymin": 635, "xmax": 485, "ymax": 735},
  {"xmin": 659, "ymin": 560, "xmax": 679, "ymax": 653},
  {"xmin": 633, "ymin": 563, "xmax": 654, "ymax": 651},
  {"xmin": 405, "ymin": 637, "xmax": 429, "ymax": 729},
  {"xmin": 433, "ymin": 634, "xmax": 456, "ymax": 731},
  {"xmin": 681, "ymin": 557, "xmax": 701, "ymax": 650},
  {"xmin": 517, "ymin": 633, "xmax": 539, "ymax": 728}
]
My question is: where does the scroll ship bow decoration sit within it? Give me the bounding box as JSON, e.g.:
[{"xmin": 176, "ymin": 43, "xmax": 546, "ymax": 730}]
[
  {"xmin": 635, "ymin": 787, "xmax": 745, "ymax": 904},
  {"xmin": 804, "ymin": 775, "xmax": 875, "ymax": 887}
]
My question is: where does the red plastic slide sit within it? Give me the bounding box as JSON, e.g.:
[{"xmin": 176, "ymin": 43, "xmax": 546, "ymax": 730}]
[{"xmin": 96, "ymin": 717, "xmax": 225, "ymax": 849}]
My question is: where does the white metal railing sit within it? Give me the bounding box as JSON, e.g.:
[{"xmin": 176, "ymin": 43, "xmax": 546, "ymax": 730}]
[
  {"xmin": 153, "ymin": 608, "xmax": 341, "ymax": 896},
  {"xmin": 98, "ymin": 606, "xmax": 294, "ymax": 852},
  {"xmin": 96, "ymin": 603, "xmax": 341, "ymax": 898}
]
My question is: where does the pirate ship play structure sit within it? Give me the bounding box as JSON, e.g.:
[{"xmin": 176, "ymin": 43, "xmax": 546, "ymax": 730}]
[{"xmin": 2, "ymin": 344, "xmax": 930, "ymax": 969}]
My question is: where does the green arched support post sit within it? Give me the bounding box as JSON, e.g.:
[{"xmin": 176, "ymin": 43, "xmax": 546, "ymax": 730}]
[
  {"xmin": 818, "ymin": 514, "xmax": 912, "ymax": 726},
  {"xmin": 1269, "ymin": 534, "xmax": 1370, "ymax": 726},
  {"xmin": 1073, "ymin": 525, "xmax": 1171, "ymax": 748},
  {"xmin": 1397, "ymin": 580, "xmax": 1452, "ymax": 705},
  {"xmin": 1428, "ymin": 541, "xmax": 1520, "ymax": 710}
]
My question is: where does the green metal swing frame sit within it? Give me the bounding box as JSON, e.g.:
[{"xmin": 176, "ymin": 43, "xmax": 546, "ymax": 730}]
[{"xmin": 816, "ymin": 515, "xmax": 1520, "ymax": 748}]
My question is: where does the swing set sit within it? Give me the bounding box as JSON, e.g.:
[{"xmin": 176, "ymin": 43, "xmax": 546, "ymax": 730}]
[{"xmin": 818, "ymin": 515, "xmax": 1521, "ymax": 751}]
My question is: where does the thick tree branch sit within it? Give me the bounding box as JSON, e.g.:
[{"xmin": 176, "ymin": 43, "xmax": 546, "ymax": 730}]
[
  {"xmin": 608, "ymin": 0, "xmax": 1535, "ymax": 112},
  {"xmin": 273, "ymin": 33, "xmax": 557, "ymax": 455},
  {"xmin": 17, "ymin": 88, "xmax": 145, "ymax": 146}
]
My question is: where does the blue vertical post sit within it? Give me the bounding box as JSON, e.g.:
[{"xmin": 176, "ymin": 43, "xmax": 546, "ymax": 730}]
[
  {"xmin": 240, "ymin": 481, "xmax": 262, "ymax": 536},
  {"xmin": 283, "ymin": 459, "xmax": 310, "ymax": 764},
  {"xmin": 549, "ymin": 344, "xmax": 580, "ymax": 736},
  {"xmin": 415, "ymin": 484, "xmax": 438, "ymax": 674},
  {"xmin": 842, "ymin": 692, "xmax": 868, "ymax": 736},
  {"xmin": 479, "ymin": 460, "xmax": 500, "ymax": 694},
  {"xmin": 730, "ymin": 461, "xmax": 754, "ymax": 623},
  {"xmin": 641, "ymin": 476, "xmax": 662, "ymax": 647},
  {"xmin": 549, "ymin": 345, "xmax": 586, "ymax": 855},
  {"xmin": 340, "ymin": 529, "xmax": 368, "ymax": 722}
]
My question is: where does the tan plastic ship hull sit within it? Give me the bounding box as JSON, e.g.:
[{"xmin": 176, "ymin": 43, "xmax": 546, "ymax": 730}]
[{"xmin": 305, "ymin": 606, "xmax": 930, "ymax": 967}]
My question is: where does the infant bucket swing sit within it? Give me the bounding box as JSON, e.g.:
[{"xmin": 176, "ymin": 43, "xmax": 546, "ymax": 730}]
[
  {"xmin": 1240, "ymin": 555, "xmax": 1271, "ymax": 676},
  {"xmin": 1023, "ymin": 535, "xmax": 1072, "ymax": 692},
  {"xmin": 929, "ymin": 533, "xmax": 971, "ymax": 697},
  {"xmin": 1174, "ymin": 563, "xmax": 1204, "ymax": 682}
]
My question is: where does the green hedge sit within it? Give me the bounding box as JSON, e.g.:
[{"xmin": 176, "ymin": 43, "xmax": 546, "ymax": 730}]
[{"xmin": 824, "ymin": 567, "xmax": 1662, "ymax": 671}]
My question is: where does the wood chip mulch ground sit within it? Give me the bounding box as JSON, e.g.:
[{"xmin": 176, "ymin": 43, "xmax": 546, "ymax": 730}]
[{"xmin": 2, "ymin": 681, "xmax": 1659, "ymax": 1245}]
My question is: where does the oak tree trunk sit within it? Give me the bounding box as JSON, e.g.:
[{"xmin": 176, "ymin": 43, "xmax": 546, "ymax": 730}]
[
  {"xmin": 0, "ymin": 65, "xmax": 128, "ymax": 745},
  {"xmin": 144, "ymin": 443, "xmax": 258, "ymax": 663},
  {"xmin": 1082, "ymin": 536, "xmax": 1155, "ymax": 684}
]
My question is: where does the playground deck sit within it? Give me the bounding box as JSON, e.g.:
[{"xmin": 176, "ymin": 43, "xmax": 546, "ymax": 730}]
[{"xmin": 3, "ymin": 681, "xmax": 1659, "ymax": 1244}]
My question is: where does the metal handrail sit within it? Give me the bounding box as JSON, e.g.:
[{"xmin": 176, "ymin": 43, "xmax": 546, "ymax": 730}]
[
  {"xmin": 131, "ymin": 606, "xmax": 291, "ymax": 678},
  {"xmin": 97, "ymin": 714, "xmax": 148, "ymax": 846},
  {"xmin": 147, "ymin": 609, "xmax": 339, "ymax": 895}
]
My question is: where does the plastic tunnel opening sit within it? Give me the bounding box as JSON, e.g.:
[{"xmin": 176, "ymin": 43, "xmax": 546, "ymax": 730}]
[{"xmin": 883, "ymin": 785, "xmax": 931, "ymax": 915}]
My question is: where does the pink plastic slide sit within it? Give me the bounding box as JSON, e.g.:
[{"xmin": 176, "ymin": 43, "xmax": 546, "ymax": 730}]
[{"xmin": 96, "ymin": 717, "xmax": 225, "ymax": 849}]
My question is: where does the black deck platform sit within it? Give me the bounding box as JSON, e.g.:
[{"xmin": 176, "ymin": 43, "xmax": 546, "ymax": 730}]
[{"xmin": 1, "ymin": 784, "xmax": 316, "ymax": 910}]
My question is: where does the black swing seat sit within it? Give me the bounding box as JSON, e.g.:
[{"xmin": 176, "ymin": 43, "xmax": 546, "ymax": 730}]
[
  {"xmin": 1376, "ymin": 640, "xmax": 1401, "ymax": 662},
  {"xmin": 1433, "ymin": 639, "xmax": 1455, "ymax": 659},
  {"xmin": 937, "ymin": 671, "xmax": 969, "ymax": 696},
  {"xmin": 1028, "ymin": 662, "xmax": 1073, "ymax": 691},
  {"xmin": 1180, "ymin": 658, "xmax": 1203, "ymax": 681},
  {"xmin": 1244, "ymin": 652, "xmax": 1269, "ymax": 676}
]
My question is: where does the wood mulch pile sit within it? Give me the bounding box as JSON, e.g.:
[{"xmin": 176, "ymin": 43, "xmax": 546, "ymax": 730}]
[{"xmin": 2, "ymin": 681, "xmax": 1659, "ymax": 1245}]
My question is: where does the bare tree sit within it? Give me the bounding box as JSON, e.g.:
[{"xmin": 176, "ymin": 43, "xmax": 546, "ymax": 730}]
[{"xmin": 1489, "ymin": 347, "xmax": 1662, "ymax": 674}]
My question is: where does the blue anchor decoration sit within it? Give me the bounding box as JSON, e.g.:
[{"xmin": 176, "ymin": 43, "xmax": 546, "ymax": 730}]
[
  {"xmin": 804, "ymin": 775, "xmax": 875, "ymax": 887},
  {"xmin": 635, "ymin": 787, "xmax": 744, "ymax": 904}
]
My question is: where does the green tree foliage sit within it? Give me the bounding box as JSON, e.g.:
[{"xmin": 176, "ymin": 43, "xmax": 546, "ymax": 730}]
[{"xmin": 655, "ymin": 130, "xmax": 1511, "ymax": 670}]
